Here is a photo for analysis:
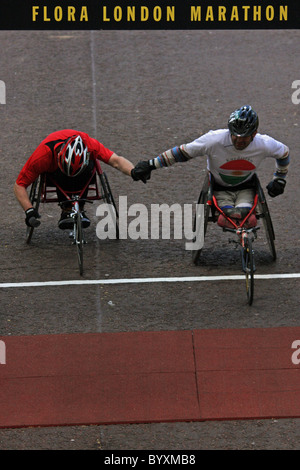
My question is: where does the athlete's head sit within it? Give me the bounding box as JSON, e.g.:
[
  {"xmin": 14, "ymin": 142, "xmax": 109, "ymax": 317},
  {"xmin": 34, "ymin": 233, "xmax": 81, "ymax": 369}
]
[
  {"xmin": 57, "ymin": 135, "xmax": 89, "ymax": 177},
  {"xmin": 228, "ymin": 105, "xmax": 259, "ymax": 150}
]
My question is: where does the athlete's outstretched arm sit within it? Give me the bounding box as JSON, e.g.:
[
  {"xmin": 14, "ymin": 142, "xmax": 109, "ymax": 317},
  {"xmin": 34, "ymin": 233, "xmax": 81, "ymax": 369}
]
[{"xmin": 106, "ymin": 152, "xmax": 134, "ymax": 176}]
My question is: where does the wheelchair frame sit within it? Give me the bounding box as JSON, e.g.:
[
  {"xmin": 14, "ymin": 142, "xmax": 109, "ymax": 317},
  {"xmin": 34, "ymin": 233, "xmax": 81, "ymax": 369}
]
[
  {"xmin": 192, "ymin": 172, "xmax": 277, "ymax": 304},
  {"xmin": 25, "ymin": 159, "xmax": 119, "ymax": 275}
]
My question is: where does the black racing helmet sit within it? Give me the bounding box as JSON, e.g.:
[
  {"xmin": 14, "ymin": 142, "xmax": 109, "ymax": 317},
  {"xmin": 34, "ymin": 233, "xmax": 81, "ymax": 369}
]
[{"xmin": 228, "ymin": 105, "xmax": 259, "ymax": 137}]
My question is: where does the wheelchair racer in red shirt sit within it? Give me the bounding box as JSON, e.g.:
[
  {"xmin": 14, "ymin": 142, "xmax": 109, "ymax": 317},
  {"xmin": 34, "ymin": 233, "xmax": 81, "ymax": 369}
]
[{"xmin": 14, "ymin": 129, "xmax": 136, "ymax": 230}]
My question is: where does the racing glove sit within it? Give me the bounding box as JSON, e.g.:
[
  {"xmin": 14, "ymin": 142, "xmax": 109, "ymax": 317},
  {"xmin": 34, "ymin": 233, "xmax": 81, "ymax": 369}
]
[
  {"xmin": 131, "ymin": 160, "xmax": 156, "ymax": 184},
  {"xmin": 25, "ymin": 207, "xmax": 41, "ymax": 227},
  {"xmin": 266, "ymin": 178, "xmax": 286, "ymax": 198}
]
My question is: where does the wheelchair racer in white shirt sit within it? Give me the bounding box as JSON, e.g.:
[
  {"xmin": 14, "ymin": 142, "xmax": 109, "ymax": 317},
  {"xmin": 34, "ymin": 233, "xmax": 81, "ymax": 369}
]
[{"xmin": 131, "ymin": 105, "xmax": 289, "ymax": 228}]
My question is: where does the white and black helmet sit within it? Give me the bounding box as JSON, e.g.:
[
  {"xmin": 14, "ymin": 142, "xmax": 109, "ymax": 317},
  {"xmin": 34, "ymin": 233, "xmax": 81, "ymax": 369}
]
[{"xmin": 228, "ymin": 105, "xmax": 259, "ymax": 137}]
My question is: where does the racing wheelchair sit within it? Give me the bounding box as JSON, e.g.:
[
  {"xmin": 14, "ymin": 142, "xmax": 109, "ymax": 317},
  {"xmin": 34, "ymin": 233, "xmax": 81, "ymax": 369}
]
[
  {"xmin": 192, "ymin": 172, "xmax": 276, "ymax": 305},
  {"xmin": 25, "ymin": 159, "xmax": 119, "ymax": 276}
]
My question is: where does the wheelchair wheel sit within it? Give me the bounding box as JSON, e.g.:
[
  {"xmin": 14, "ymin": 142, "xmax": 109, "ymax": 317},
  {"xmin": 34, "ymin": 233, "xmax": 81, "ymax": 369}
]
[
  {"xmin": 99, "ymin": 172, "xmax": 119, "ymax": 239},
  {"xmin": 26, "ymin": 176, "xmax": 42, "ymax": 244},
  {"xmin": 192, "ymin": 174, "xmax": 210, "ymax": 265},
  {"xmin": 75, "ymin": 213, "xmax": 84, "ymax": 276},
  {"xmin": 242, "ymin": 237, "xmax": 254, "ymax": 306},
  {"xmin": 257, "ymin": 184, "xmax": 276, "ymax": 261}
]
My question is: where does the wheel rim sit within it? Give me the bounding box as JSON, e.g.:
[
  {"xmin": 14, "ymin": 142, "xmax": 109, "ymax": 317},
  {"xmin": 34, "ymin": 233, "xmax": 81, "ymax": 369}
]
[
  {"xmin": 26, "ymin": 176, "xmax": 42, "ymax": 244},
  {"xmin": 243, "ymin": 239, "xmax": 254, "ymax": 305},
  {"xmin": 192, "ymin": 190, "xmax": 210, "ymax": 264},
  {"xmin": 76, "ymin": 215, "xmax": 83, "ymax": 275}
]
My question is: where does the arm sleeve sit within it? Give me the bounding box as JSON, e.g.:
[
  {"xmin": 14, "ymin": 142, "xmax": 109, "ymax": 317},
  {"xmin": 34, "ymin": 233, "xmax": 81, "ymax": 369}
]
[
  {"xmin": 266, "ymin": 137, "xmax": 290, "ymax": 179},
  {"xmin": 274, "ymin": 148, "xmax": 290, "ymax": 179},
  {"xmin": 151, "ymin": 146, "xmax": 192, "ymax": 168},
  {"xmin": 151, "ymin": 131, "xmax": 212, "ymax": 169}
]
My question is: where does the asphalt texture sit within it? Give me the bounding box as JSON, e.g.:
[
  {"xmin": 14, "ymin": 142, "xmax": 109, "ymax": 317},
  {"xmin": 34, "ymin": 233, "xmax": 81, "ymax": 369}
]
[{"xmin": 0, "ymin": 29, "xmax": 299, "ymax": 450}]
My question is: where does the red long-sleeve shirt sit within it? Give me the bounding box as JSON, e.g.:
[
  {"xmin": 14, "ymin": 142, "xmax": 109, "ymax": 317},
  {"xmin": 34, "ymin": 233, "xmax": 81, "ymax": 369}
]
[{"xmin": 16, "ymin": 129, "xmax": 114, "ymax": 188}]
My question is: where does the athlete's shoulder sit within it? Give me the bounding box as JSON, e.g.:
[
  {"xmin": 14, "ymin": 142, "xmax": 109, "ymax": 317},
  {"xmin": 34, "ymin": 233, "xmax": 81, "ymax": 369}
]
[
  {"xmin": 40, "ymin": 129, "xmax": 89, "ymax": 144},
  {"xmin": 199, "ymin": 128, "xmax": 231, "ymax": 146},
  {"xmin": 253, "ymin": 133, "xmax": 288, "ymax": 153},
  {"xmin": 208, "ymin": 128, "xmax": 229, "ymax": 136},
  {"xmin": 254, "ymin": 132, "xmax": 284, "ymax": 145},
  {"xmin": 254, "ymin": 133, "xmax": 275, "ymax": 144},
  {"xmin": 185, "ymin": 129, "xmax": 230, "ymax": 157},
  {"xmin": 203, "ymin": 128, "xmax": 230, "ymax": 139}
]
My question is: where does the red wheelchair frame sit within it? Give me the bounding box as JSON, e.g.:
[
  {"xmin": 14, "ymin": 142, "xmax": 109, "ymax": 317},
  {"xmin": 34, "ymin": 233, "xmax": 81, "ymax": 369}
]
[
  {"xmin": 193, "ymin": 172, "xmax": 276, "ymax": 260},
  {"xmin": 26, "ymin": 158, "xmax": 119, "ymax": 245},
  {"xmin": 211, "ymin": 192, "xmax": 259, "ymax": 230},
  {"xmin": 39, "ymin": 159, "xmax": 112, "ymax": 204},
  {"xmin": 192, "ymin": 172, "xmax": 277, "ymax": 304}
]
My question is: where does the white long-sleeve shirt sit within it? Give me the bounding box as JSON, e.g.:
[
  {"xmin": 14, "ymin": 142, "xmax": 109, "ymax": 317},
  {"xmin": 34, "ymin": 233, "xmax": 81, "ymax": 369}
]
[{"xmin": 153, "ymin": 129, "xmax": 289, "ymax": 188}]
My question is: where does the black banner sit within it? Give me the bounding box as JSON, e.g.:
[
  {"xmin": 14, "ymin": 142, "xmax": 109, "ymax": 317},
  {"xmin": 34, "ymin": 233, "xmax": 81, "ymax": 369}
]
[{"xmin": 0, "ymin": 0, "xmax": 299, "ymax": 30}]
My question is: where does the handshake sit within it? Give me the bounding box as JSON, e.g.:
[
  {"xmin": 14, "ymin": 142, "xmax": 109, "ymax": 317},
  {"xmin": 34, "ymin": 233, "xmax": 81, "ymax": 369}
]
[{"xmin": 131, "ymin": 160, "xmax": 156, "ymax": 184}]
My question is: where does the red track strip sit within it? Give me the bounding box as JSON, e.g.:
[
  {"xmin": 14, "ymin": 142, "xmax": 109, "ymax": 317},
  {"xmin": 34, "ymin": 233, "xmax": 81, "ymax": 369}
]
[{"xmin": 0, "ymin": 327, "xmax": 299, "ymax": 428}]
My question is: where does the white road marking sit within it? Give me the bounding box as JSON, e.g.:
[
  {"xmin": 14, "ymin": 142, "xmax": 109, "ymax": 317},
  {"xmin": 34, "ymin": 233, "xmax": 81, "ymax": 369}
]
[{"xmin": 0, "ymin": 273, "xmax": 299, "ymax": 289}]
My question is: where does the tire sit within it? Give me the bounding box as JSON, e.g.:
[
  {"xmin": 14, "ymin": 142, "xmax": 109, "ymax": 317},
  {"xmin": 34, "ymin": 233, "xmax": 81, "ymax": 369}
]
[
  {"xmin": 242, "ymin": 237, "xmax": 255, "ymax": 306},
  {"xmin": 257, "ymin": 185, "xmax": 276, "ymax": 261},
  {"xmin": 192, "ymin": 174, "xmax": 210, "ymax": 265},
  {"xmin": 99, "ymin": 172, "xmax": 119, "ymax": 239},
  {"xmin": 26, "ymin": 176, "xmax": 42, "ymax": 244},
  {"xmin": 75, "ymin": 213, "xmax": 84, "ymax": 276}
]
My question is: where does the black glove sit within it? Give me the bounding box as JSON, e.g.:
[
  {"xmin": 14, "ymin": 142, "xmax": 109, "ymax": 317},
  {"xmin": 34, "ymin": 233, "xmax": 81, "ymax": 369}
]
[
  {"xmin": 266, "ymin": 178, "xmax": 286, "ymax": 198},
  {"xmin": 25, "ymin": 207, "xmax": 41, "ymax": 227},
  {"xmin": 131, "ymin": 160, "xmax": 156, "ymax": 184}
]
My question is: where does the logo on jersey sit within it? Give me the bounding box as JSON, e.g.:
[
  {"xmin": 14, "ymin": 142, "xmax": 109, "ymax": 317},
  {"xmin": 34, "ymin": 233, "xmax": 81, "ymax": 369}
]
[{"xmin": 219, "ymin": 160, "xmax": 256, "ymax": 185}]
